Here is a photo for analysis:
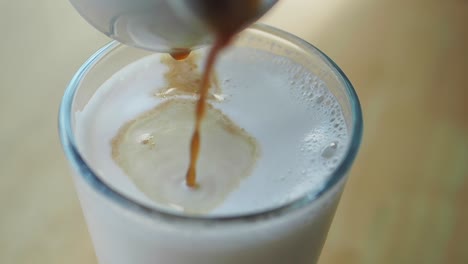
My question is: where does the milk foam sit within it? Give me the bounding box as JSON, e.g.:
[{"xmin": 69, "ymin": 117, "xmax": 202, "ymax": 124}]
[{"xmin": 76, "ymin": 47, "xmax": 349, "ymax": 216}]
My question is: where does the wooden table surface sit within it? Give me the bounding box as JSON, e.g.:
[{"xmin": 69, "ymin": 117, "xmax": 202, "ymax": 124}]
[{"xmin": 1, "ymin": 0, "xmax": 466, "ymax": 263}]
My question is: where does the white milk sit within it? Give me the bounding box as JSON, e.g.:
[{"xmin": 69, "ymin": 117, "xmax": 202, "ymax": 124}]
[{"xmin": 73, "ymin": 46, "xmax": 350, "ymax": 264}]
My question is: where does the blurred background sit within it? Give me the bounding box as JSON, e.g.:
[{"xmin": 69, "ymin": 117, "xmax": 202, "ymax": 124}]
[{"xmin": 0, "ymin": 0, "xmax": 466, "ymax": 263}]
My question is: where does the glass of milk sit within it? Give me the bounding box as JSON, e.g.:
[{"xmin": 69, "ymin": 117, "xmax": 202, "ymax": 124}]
[{"xmin": 59, "ymin": 24, "xmax": 363, "ymax": 264}]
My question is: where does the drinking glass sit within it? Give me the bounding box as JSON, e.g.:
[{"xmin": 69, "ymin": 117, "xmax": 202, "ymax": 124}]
[{"xmin": 59, "ymin": 24, "xmax": 362, "ymax": 264}]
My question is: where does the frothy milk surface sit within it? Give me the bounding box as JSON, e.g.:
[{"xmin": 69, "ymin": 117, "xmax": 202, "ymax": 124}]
[{"xmin": 76, "ymin": 47, "xmax": 349, "ymax": 216}]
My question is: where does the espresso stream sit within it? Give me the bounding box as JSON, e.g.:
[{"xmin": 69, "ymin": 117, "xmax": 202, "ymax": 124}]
[
  {"xmin": 181, "ymin": 0, "xmax": 261, "ymax": 188},
  {"xmin": 184, "ymin": 39, "xmax": 228, "ymax": 187}
]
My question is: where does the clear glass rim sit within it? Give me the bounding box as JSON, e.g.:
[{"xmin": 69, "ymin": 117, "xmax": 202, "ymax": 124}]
[{"xmin": 59, "ymin": 23, "xmax": 363, "ymax": 224}]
